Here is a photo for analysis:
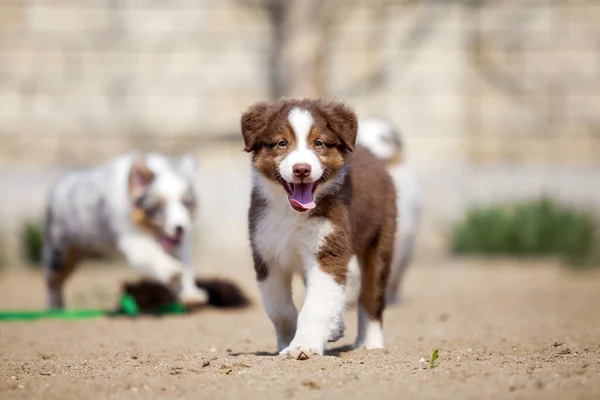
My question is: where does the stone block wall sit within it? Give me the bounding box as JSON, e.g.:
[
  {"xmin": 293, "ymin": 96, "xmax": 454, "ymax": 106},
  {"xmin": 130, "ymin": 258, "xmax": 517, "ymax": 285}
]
[
  {"xmin": 1, "ymin": 1, "xmax": 599, "ymax": 166},
  {"xmin": 0, "ymin": 0, "xmax": 270, "ymax": 164}
]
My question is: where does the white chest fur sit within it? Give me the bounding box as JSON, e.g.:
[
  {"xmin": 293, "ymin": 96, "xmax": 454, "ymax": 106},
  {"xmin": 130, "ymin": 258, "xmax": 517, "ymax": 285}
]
[{"xmin": 252, "ymin": 177, "xmax": 333, "ymax": 274}]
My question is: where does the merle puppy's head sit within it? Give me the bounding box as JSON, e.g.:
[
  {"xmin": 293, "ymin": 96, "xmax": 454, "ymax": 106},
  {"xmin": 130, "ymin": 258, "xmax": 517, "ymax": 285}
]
[{"xmin": 128, "ymin": 153, "xmax": 197, "ymax": 253}]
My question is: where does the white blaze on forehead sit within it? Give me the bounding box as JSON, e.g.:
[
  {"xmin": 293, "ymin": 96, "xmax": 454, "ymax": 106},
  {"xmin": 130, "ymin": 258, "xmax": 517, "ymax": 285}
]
[
  {"xmin": 280, "ymin": 107, "xmax": 323, "ymax": 183},
  {"xmin": 288, "ymin": 108, "xmax": 314, "ymax": 150}
]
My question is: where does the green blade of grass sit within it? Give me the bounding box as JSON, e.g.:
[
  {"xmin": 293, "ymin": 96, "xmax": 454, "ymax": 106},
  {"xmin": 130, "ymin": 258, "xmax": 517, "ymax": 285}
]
[{"xmin": 431, "ymin": 349, "xmax": 439, "ymax": 368}]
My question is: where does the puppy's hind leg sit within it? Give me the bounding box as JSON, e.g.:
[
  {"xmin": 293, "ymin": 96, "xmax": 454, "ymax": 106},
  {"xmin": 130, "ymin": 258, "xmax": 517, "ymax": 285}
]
[
  {"xmin": 386, "ymin": 232, "xmax": 415, "ymax": 305},
  {"xmin": 354, "ymin": 221, "xmax": 395, "ymax": 350},
  {"xmin": 44, "ymin": 244, "xmax": 79, "ymax": 310}
]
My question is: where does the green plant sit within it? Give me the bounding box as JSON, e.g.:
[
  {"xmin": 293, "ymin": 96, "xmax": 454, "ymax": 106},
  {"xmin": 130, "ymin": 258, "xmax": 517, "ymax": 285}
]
[
  {"xmin": 430, "ymin": 349, "xmax": 439, "ymax": 368},
  {"xmin": 21, "ymin": 221, "xmax": 44, "ymax": 267},
  {"xmin": 451, "ymin": 198, "xmax": 596, "ymax": 266}
]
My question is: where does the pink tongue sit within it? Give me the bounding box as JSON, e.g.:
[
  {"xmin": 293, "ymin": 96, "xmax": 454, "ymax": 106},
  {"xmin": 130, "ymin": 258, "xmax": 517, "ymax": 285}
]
[
  {"xmin": 289, "ymin": 182, "xmax": 316, "ymax": 210},
  {"xmin": 160, "ymin": 237, "xmax": 180, "ymax": 252}
]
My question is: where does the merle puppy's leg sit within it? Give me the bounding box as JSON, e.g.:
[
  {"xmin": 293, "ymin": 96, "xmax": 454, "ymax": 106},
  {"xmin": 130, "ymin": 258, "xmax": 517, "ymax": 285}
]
[
  {"xmin": 176, "ymin": 237, "xmax": 208, "ymax": 306},
  {"xmin": 44, "ymin": 243, "xmax": 79, "ymax": 310},
  {"xmin": 118, "ymin": 234, "xmax": 184, "ymax": 285}
]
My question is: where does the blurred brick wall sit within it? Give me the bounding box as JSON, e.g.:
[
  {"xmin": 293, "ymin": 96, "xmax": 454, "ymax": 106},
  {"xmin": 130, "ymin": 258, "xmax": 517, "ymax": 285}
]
[
  {"xmin": 464, "ymin": 1, "xmax": 600, "ymax": 164},
  {"xmin": 1, "ymin": 1, "xmax": 599, "ymax": 166},
  {"xmin": 0, "ymin": 0, "xmax": 270, "ymax": 164},
  {"xmin": 326, "ymin": 1, "xmax": 600, "ymax": 165}
]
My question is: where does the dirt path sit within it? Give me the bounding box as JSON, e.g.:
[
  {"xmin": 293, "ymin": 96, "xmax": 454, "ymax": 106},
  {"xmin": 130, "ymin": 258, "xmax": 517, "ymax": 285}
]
[{"xmin": 1, "ymin": 257, "xmax": 599, "ymax": 400}]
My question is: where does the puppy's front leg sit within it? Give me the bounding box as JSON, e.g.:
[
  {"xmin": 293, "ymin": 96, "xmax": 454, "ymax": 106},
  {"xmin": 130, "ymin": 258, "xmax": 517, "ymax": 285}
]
[
  {"xmin": 176, "ymin": 238, "xmax": 208, "ymax": 307},
  {"xmin": 118, "ymin": 234, "xmax": 184, "ymax": 285},
  {"xmin": 280, "ymin": 263, "xmax": 346, "ymax": 360},
  {"xmin": 257, "ymin": 266, "xmax": 298, "ymax": 352}
]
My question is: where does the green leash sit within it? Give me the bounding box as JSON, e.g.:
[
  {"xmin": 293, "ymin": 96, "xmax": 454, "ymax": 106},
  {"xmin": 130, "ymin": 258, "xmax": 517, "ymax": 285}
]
[
  {"xmin": 0, "ymin": 294, "xmax": 186, "ymax": 322},
  {"xmin": 0, "ymin": 309, "xmax": 107, "ymax": 321}
]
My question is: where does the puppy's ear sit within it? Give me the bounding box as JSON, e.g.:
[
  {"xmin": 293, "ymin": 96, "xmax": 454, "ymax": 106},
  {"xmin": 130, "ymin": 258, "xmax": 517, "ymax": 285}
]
[
  {"xmin": 322, "ymin": 101, "xmax": 358, "ymax": 152},
  {"xmin": 178, "ymin": 153, "xmax": 197, "ymax": 180},
  {"xmin": 241, "ymin": 102, "xmax": 271, "ymax": 152},
  {"xmin": 128, "ymin": 154, "xmax": 154, "ymax": 201}
]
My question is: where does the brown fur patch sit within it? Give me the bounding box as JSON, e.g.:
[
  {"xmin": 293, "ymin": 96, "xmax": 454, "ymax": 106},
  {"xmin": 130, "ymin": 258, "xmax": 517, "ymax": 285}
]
[
  {"xmin": 128, "ymin": 156, "xmax": 154, "ymax": 199},
  {"xmin": 307, "ymin": 123, "xmax": 346, "ymax": 179},
  {"xmin": 318, "ymin": 101, "xmax": 357, "ymax": 152},
  {"xmin": 248, "ymin": 190, "xmax": 269, "ymax": 280},
  {"xmin": 128, "ymin": 157, "xmax": 163, "ymax": 236},
  {"xmin": 130, "ymin": 196, "xmax": 164, "ymax": 236},
  {"xmin": 316, "ymin": 205, "xmax": 352, "ymax": 285},
  {"xmin": 388, "ymin": 149, "xmax": 403, "ymax": 166},
  {"xmin": 253, "ymin": 126, "xmax": 297, "ymax": 182}
]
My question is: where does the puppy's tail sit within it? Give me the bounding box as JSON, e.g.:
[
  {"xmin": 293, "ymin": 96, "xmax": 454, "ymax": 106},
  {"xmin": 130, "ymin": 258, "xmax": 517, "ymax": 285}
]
[{"xmin": 195, "ymin": 278, "xmax": 250, "ymax": 309}]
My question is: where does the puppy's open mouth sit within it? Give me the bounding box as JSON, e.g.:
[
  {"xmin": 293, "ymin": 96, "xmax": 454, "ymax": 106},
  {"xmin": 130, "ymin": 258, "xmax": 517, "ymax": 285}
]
[
  {"xmin": 278, "ymin": 178, "xmax": 320, "ymax": 212},
  {"xmin": 159, "ymin": 234, "xmax": 182, "ymax": 252}
]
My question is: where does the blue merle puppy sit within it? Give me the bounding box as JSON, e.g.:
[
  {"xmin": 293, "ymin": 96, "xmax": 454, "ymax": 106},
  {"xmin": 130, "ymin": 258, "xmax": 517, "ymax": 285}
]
[{"xmin": 43, "ymin": 152, "xmax": 207, "ymax": 309}]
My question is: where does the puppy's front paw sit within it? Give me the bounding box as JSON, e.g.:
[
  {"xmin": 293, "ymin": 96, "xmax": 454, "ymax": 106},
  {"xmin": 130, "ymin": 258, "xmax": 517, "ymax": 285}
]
[
  {"xmin": 279, "ymin": 343, "xmax": 322, "ymax": 360},
  {"xmin": 179, "ymin": 287, "xmax": 209, "ymax": 307},
  {"xmin": 353, "ymin": 320, "xmax": 385, "ymax": 350}
]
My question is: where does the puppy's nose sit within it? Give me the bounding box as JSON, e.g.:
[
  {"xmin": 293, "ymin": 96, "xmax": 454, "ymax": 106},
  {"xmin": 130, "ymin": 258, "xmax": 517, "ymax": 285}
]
[
  {"xmin": 293, "ymin": 163, "xmax": 311, "ymax": 179},
  {"xmin": 174, "ymin": 225, "xmax": 184, "ymax": 236}
]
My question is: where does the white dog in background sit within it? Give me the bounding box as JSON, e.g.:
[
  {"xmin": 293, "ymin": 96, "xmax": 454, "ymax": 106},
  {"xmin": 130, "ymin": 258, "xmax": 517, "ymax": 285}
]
[
  {"xmin": 357, "ymin": 118, "xmax": 421, "ymax": 305},
  {"xmin": 43, "ymin": 152, "xmax": 208, "ymax": 309}
]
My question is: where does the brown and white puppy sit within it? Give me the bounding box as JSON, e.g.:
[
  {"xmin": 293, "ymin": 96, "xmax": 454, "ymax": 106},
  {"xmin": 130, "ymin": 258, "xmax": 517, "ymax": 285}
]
[{"xmin": 241, "ymin": 98, "xmax": 397, "ymax": 359}]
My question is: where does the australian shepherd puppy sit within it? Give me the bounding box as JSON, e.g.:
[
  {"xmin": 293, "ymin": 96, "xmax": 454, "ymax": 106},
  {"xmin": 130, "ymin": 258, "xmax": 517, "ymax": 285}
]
[
  {"xmin": 357, "ymin": 118, "xmax": 421, "ymax": 305},
  {"xmin": 43, "ymin": 152, "xmax": 208, "ymax": 310},
  {"xmin": 241, "ymin": 98, "xmax": 397, "ymax": 360}
]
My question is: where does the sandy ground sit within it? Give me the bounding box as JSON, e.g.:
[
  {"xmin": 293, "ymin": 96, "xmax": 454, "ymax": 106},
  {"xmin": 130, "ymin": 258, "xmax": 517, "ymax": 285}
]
[{"xmin": 1, "ymin": 254, "xmax": 599, "ymax": 400}]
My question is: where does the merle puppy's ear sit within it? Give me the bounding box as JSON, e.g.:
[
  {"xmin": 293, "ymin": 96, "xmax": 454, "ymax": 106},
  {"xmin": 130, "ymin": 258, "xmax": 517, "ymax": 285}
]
[
  {"xmin": 322, "ymin": 101, "xmax": 358, "ymax": 152},
  {"xmin": 178, "ymin": 153, "xmax": 197, "ymax": 180},
  {"xmin": 128, "ymin": 154, "xmax": 154, "ymax": 201},
  {"xmin": 241, "ymin": 102, "xmax": 271, "ymax": 152}
]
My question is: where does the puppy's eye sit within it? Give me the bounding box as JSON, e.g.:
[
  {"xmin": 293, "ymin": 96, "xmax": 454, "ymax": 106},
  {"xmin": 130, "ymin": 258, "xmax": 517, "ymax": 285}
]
[
  {"xmin": 277, "ymin": 140, "xmax": 288, "ymax": 148},
  {"xmin": 146, "ymin": 203, "xmax": 162, "ymax": 217},
  {"xmin": 314, "ymin": 139, "xmax": 324, "ymax": 147},
  {"xmin": 182, "ymin": 194, "xmax": 195, "ymax": 208}
]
